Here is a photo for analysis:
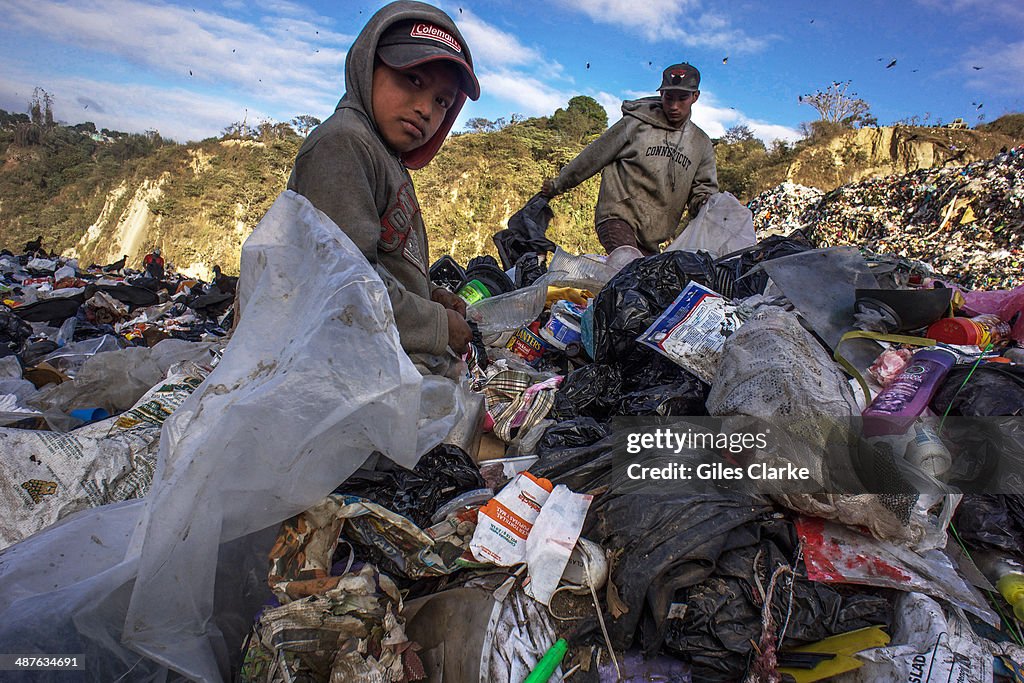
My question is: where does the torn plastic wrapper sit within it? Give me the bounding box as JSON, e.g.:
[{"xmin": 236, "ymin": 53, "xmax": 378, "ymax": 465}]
[
  {"xmin": 637, "ymin": 281, "xmax": 743, "ymax": 384},
  {"xmin": 523, "ymin": 484, "xmax": 593, "ymax": 605},
  {"xmin": 0, "ymin": 191, "xmax": 459, "ymax": 682},
  {"xmin": 796, "ymin": 516, "xmax": 997, "ymax": 625},
  {"xmin": 29, "ymin": 338, "xmax": 218, "ymax": 416},
  {"xmin": 832, "ymin": 592, "xmax": 1007, "ymax": 683}
]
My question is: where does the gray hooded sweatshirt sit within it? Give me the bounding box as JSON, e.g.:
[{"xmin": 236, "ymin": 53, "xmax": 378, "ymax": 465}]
[
  {"xmin": 548, "ymin": 97, "xmax": 719, "ymax": 254},
  {"xmin": 287, "ymin": 1, "xmax": 474, "ymax": 356}
]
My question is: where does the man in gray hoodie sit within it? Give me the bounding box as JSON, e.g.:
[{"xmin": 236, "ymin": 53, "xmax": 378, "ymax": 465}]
[
  {"xmin": 287, "ymin": 1, "xmax": 479, "ymax": 371},
  {"xmin": 541, "ymin": 63, "xmax": 719, "ymax": 255}
]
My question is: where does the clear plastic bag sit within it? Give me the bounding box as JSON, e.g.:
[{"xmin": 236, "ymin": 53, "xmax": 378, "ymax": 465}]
[
  {"xmin": 666, "ymin": 191, "xmax": 756, "ymax": 258},
  {"xmin": 0, "ymin": 191, "xmax": 460, "ymax": 682}
]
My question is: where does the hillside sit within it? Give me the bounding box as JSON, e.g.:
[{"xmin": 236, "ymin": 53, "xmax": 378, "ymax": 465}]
[{"xmin": 1, "ymin": 109, "xmax": 1021, "ymax": 281}]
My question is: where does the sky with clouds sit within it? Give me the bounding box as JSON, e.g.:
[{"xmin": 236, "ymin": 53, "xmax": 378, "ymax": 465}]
[{"xmin": 1, "ymin": 0, "xmax": 1022, "ymax": 144}]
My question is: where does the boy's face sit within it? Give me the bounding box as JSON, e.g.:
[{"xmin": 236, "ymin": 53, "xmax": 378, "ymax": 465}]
[
  {"xmin": 661, "ymin": 89, "xmax": 699, "ymax": 127},
  {"xmin": 372, "ymin": 60, "xmax": 460, "ymax": 154}
]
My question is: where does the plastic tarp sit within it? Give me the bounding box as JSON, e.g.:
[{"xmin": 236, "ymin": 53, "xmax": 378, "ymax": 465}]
[{"xmin": 0, "ymin": 191, "xmax": 460, "ymax": 682}]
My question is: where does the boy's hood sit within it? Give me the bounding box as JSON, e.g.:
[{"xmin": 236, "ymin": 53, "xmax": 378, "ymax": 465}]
[
  {"xmin": 340, "ymin": 0, "xmax": 475, "ymax": 170},
  {"xmin": 621, "ymin": 97, "xmax": 689, "ymax": 131}
]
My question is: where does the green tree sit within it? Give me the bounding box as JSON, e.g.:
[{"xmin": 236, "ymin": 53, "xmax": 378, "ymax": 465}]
[
  {"xmin": 550, "ymin": 95, "xmax": 608, "ymax": 142},
  {"xmin": 291, "ymin": 115, "xmax": 321, "ymax": 137},
  {"xmin": 464, "ymin": 117, "xmax": 497, "ymax": 133}
]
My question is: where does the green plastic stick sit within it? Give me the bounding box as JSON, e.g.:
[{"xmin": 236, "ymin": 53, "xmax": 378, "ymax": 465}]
[{"xmin": 523, "ymin": 638, "xmax": 569, "ymax": 683}]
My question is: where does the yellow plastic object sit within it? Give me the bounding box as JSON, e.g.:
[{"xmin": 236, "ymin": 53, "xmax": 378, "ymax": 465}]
[
  {"xmin": 545, "ymin": 286, "xmax": 592, "ymax": 307},
  {"xmin": 833, "ymin": 330, "xmax": 936, "ymax": 404},
  {"xmin": 778, "ymin": 626, "xmax": 890, "ymax": 683},
  {"xmin": 997, "ymin": 573, "xmax": 1024, "ymax": 621}
]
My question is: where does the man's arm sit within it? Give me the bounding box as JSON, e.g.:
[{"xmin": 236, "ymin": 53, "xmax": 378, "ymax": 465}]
[
  {"xmin": 542, "ymin": 118, "xmax": 631, "ymax": 197},
  {"xmin": 687, "ymin": 137, "xmax": 719, "ymax": 216}
]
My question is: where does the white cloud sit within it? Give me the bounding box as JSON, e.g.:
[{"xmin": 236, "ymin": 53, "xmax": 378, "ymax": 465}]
[
  {"xmin": 0, "ymin": 68, "xmax": 270, "ymax": 141},
  {"xmin": 5, "ymin": 0, "xmax": 351, "ymax": 113},
  {"xmin": 915, "ymin": 0, "xmax": 1024, "ymax": 22},
  {"xmin": 455, "ymin": 10, "xmax": 547, "ymax": 70},
  {"xmin": 479, "ymin": 70, "xmax": 569, "ymax": 115},
  {"xmin": 690, "ymin": 92, "xmax": 800, "ymax": 143},
  {"xmin": 556, "ymin": 0, "xmax": 769, "ymax": 51},
  {"xmin": 593, "ymin": 91, "xmax": 623, "ymax": 124}
]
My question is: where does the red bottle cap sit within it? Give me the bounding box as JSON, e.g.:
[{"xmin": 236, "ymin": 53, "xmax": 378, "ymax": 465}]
[{"xmin": 926, "ymin": 317, "xmax": 982, "ymax": 345}]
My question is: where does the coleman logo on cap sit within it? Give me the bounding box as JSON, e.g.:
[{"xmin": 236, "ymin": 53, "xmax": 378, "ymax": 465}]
[{"xmin": 410, "ymin": 23, "xmax": 462, "ymax": 53}]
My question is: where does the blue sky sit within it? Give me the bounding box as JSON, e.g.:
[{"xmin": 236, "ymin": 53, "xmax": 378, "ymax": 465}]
[{"xmin": 2, "ymin": 0, "xmax": 1022, "ymax": 144}]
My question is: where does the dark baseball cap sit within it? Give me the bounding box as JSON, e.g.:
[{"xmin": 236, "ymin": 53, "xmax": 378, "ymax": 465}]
[
  {"xmin": 377, "ymin": 20, "xmax": 480, "ymax": 100},
  {"xmin": 658, "ymin": 63, "xmax": 700, "ymax": 92}
]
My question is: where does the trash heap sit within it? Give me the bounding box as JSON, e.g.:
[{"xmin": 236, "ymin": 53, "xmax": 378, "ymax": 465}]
[
  {"xmin": 0, "ymin": 169, "xmax": 1023, "ymax": 683},
  {"xmin": 752, "ymin": 145, "xmax": 1024, "ymax": 290},
  {"xmin": 0, "ymin": 247, "xmax": 235, "ymax": 546},
  {"xmin": 746, "ymin": 181, "xmax": 824, "ymax": 235}
]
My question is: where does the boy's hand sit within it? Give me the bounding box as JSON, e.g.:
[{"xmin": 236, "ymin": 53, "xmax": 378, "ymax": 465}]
[
  {"xmin": 446, "ymin": 308, "xmax": 473, "ymax": 355},
  {"xmin": 432, "ymin": 287, "xmax": 466, "ymax": 316},
  {"xmin": 540, "ymin": 178, "xmax": 558, "ymax": 198}
]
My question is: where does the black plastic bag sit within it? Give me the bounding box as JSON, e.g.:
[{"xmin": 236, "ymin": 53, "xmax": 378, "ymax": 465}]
[
  {"xmin": 513, "ymin": 252, "xmax": 546, "ymax": 289},
  {"xmin": 615, "ymin": 379, "xmax": 707, "ymax": 416},
  {"xmin": 335, "ymin": 444, "xmax": 485, "ymax": 529},
  {"xmin": 712, "ymin": 231, "xmax": 813, "ymax": 299},
  {"xmin": 492, "ymin": 194, "xmax": 558, "ymax": 270},
  {"xmin": 591, "ymin": 251, "xmax": 718, "ymax": 367},
  {"xmin": 587, "ymin": 491, "xmax": 774, "ymax": 652},
  {"xmin": 538, "ymin": 417, "xmax": 610, "ymax": 453},
  {"xmin": 550, "ymin": 364, "xmax": 624, "ymax": 421},
  {"xmin": 84, "ymin": 283, "xmax": 159, "ymax": 310},
  {"xmin": 1, "ymin": 306, "xmax": 32, "ymax": 357},
  {"xmin": 931, "ymin": 364, "xmax": 1024, "ymax": 417},
  {"xmin": 665, "ymin": 521, "xmax": 891, "ymax": 681},
  {"xmin": 12, "ymin": 295, "xmax": 84, "ymax": 325},
  {"xmin": 953, "ymin": 494, "xmax": 1024, "ymax": 559}
]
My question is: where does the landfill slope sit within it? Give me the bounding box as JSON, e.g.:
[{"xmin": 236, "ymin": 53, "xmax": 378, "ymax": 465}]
[
  {"xmin": 785, "ymin": 124, "xmax": 1020, "ymax": 192},
  {"xmin": 751, "ymin": 146, "xmax": 1024, "ymax": 289}
]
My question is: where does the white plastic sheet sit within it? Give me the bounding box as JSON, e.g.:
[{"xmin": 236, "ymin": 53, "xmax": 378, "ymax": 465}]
[
  {"xmin": 0, "ymin": 365, "xmax": 206, "ymax": 549},
  {"xmin": 0, "ymin": 191, "xmax": 459, "ymax": 681},
  {"xmin": 667, "ymin": 191, "xmax": 756, "ymax": 258}
]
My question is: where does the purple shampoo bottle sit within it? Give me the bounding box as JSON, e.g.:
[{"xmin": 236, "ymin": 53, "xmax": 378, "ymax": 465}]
[{"xmin": 862, "ymin": 347, "xmax": 958, "ymax": 437}]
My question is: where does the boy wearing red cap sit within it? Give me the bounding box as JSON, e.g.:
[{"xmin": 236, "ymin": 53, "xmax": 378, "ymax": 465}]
[
  {"xmin": 540, "ymin": 63, "xmax": 718, "ymax": 255},
  {"xmin": 288, "ymin": 1, "xmax": 479, "ymax": 372}
]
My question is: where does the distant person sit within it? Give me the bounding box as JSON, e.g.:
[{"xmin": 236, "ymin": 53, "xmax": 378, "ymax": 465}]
[
  {"xmin": 143, "ymin": 248, "xmax": 165, "ymax": 279},
  {"xmin": 540, "ymin": 62, "xmax": 719, "ymax": 255},
  {"xmin": 286, "ymin": 1, "xmax": 480, "ymax": 376},
  {"xmin": 23, "ymin": 235, "xmax": 43, "ymax": 256}
]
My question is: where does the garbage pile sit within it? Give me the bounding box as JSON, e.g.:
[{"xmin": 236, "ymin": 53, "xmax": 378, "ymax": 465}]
[
  {"xmin": 1, "ymin": 177, "xmax": 1023, "ymax": 683},
  {"xmin": 752, "ymin": 145, "xmax": 1024, "ymax": 290},
  {"xmin": 747, "ymin": 181, "xmax": 824, "ymax": 235},
  {"xmin": 0, "ymin": 246, "xmax": 234, "ymax": 545}
]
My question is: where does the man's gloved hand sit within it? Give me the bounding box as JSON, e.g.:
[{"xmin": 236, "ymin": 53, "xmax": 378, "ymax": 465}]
[
  {"xmin": 445, "ymin": 308, "xmax": 473, "ymax": 355},
  {"xmin": 540, "ymin": 178, "xmax": 558, "ymax": 198},
  {"xmin": 431, "ymin": 287, "xmax": 466, "ymax": 316}
]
